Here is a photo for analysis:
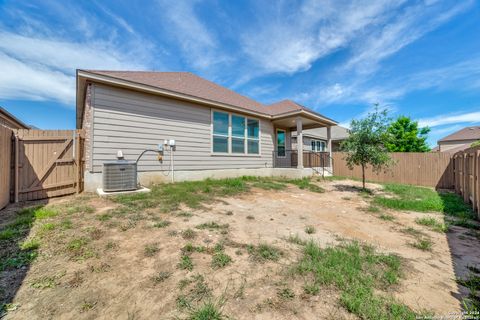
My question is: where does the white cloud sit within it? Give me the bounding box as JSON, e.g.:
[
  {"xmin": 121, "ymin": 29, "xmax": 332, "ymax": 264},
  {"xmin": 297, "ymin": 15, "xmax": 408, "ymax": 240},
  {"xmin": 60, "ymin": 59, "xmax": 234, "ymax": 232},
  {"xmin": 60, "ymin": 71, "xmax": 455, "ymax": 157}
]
[
  {"xmin": 418, "ymin": 111, "xmax": 480, "ymax": 128},
  {"xmin": 0, "ymin": 31, "xmax": 149, "ymax": 106},
  {"xmin": 241, "ymin": 1, "xmax": 403, "ymax": 74},
  {"xmin": 156, "ymin": 0, "xmax": 227, "ymax": 70}
]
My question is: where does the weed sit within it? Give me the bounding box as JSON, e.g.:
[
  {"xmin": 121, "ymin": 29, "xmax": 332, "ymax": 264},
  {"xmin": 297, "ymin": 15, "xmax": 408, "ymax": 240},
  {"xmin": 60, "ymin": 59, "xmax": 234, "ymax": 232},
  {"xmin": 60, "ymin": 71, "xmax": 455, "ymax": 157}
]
[
  {"xmin": 225, "ymin": 211, "xmax": 233, "ymax": 216},
  {"xmin": 277, "ymin": 287, "xmax": 295, "ymax": 300},
  {"xmin": 182, "ymin": 228, "xmax": 197, "ymax": 240},
  {"xmin": 178, "ymin": 255, "xmax": 194, "ymax": 271},
  {"xmin": 153, "ymin": 220, "xmax": 171, "ymax": 228},
  {"xmin": 60, "ymin": 219, "xmax": 73, "ymax": 229},
  {"xmin": 410, "ymin": 238, "xmax": 433, "ymax": 251},
  {"xmin": 120, "ymin": 220, "xmax": 136, "ymax": 231},
  {"xmin": 188, "ymin": 301, "xmax": 224, "ymax": 320},
  {"xmin": 247, "ymin": 243, "xmax": 282, "ymax": 262},
  {"xmin": 105, "ymin": 241, "xmax": 118, "ymax": 251},
  {"xmin": 20, "ymin": 238, "xmax": 40, "ymax": 251},
  {"xmin": 211, "ymin": 252, "xmax": 232, "ymax": 269},
  {"xmin": 144, "ymin": 243, "xmax": 160, "ymax": 257},
  {"xmin": 168, "ymin": 230, "xmax": 179, "ymax": 237},
  {"xmin": 40, "ymin": 223, "xmax": 55, "ymax": 231},
  {"xmin": 67, "ymin": 205, "xmax": 95, "ymax": 215},
  {"xmin": 303, "ymin": 282, "xmax": 320, "ymax": 295},
  {"xmin": 182, "ymin": 243, "xmax": 206, "ymax": 254},
  {"xmin": 80, "ymin": 299, "xmax": 97, "ymax": 312},
  {"xmin": 0, "ymin": 228, "xmax": 19, "ymax": 241},
  {"xmin": 30, "ymin": 275, "xmax": 59, "ymax": 289},
  {"xmin": 401, "ymin": 227, "xmax": 424, "ymax": 237},
  {"xmin": 457, "ymin": 273, "xmax": 480, "ymax": 311},
  {"xmin": 415, "ymin": 217, "xmax": 448, "ymax": 233},
  {"xmin": 366, "ymin": 205, "xmax": 380, "ymax": 213},
  {"xmin": 246, "ymin": 215, "xmax": 255, "ymax": 220},
  {"xmin": 295, "ymin": 240, "xmax": 413, "ymax": 319},
  {"xmin": 34, "ymin": 207, "xmax": 58, "ymax": 220},
  {"xmin": 379, "ymin": 214, "xmax": 395, "ymax": 221},
  {"xmin": 196, "ymin": 222, "xmax": 229, "ymax": 231},
  {"xmin": 342, "ymin": 196, "xmax": 352, "ymax": 200},
  {"xmin": 152, "ymin": 271, "xmax": 172, "ymax": 284},
  {"xmin": 449, "ymin": 217, "xmax": 479, "ymax": 230},
  {"xmin": 287, "ymin": 178, "xmax": 325, "ymax": 193},
  {"xmin": 287, "ymin": 234, "xmax": 307, "ymax": 246},
  {"xmin": 88, "ymin": 227, "xmax": 103, "ymax": 240},
  {"xmin": 305, "ymin": 226, "xmax": 316, "ymax": 234},
  {"xmin": 97, "ymin": 214, "xmax": 113, "ymax": 221},
  {"xmin": 177, "ymin": 211, "xmax": 194, "ymax": 218}
]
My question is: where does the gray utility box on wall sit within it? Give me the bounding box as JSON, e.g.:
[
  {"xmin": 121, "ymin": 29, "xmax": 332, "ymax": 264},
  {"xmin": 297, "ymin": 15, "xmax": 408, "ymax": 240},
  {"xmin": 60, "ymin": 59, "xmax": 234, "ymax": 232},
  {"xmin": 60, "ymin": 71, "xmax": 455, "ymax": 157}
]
[{"xmin": 102, "ymin": 160, "xmax": 137, "ymax": 192}]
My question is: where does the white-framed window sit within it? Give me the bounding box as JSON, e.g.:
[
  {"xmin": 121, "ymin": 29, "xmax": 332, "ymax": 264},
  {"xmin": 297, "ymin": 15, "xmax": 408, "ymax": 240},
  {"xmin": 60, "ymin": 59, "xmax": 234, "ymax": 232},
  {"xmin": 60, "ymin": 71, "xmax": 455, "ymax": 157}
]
[
  {"xmin": 311, "ymin": 139, "xmax": 326, "ymax": 152},
  {"xmin": 212, "ymin": 110, "xmax": 260, "ymax": 155},
  {"xmin": 277, "ymin": 129, "xmax": 286, "ymax": 157}
]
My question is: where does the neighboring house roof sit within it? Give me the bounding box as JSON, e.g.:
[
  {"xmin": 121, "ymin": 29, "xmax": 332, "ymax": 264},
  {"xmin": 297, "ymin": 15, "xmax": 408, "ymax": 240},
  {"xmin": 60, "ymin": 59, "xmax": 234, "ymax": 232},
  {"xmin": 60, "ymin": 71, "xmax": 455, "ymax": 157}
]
[
  {"xmin": 438, "ymin": 126, "xmax": 480, "ymax": 142},
  {"xmin": 0, "ymin": 107, "xmax": 30, "ymax": 129},
  {"xmin": 441, "ymin": 143, "xmax": 472, "ymax": 153},
  {"xmin": 76, "ymin": 70, "xmax": 337, "ymax": 128},
  {"xmin": 431, "ymin": 146, "xmax": 439, "ymax": 152},
  {"xmin": 291, "ymin": 125, "xmax": 349, "ymax": 141}
]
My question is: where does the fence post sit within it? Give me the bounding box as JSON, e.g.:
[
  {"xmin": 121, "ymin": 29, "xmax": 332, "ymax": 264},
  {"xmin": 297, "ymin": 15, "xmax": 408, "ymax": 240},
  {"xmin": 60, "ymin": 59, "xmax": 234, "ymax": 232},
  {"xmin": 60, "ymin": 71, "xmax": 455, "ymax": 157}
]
[
  {"xmin": 75, "ymin": 130, "xmax": 81, "ymax": 194},
  {"xmin": 14, "ymin": 133, "xmax": 19, "ymax": 203},
  {"xmin": 476, "ymin": 150, "xmax": 480, "ymax": 216}
]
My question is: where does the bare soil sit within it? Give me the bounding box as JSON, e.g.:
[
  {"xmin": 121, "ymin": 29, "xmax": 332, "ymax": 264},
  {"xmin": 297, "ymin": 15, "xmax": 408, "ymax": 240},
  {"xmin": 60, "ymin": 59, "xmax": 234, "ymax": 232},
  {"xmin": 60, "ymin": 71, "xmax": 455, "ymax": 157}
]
[{"xmin": 2, "ymin": 179, "xmax": 479, "ymax": 319}]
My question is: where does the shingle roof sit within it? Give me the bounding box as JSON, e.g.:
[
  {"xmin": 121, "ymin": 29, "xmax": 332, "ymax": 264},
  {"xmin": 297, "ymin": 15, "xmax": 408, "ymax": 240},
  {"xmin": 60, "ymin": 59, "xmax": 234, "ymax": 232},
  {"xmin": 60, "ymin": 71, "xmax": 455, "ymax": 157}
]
[
  {"xmin": 438, "ymin": 126, "xmax": 480, "ymax": 142},
  {"xmin": 83, "ymin": 70, "xmax": 268, "ymax": 115},
  {"xmin": 80, "ymin": 70, "xmax": 336, "ymax": 123}
]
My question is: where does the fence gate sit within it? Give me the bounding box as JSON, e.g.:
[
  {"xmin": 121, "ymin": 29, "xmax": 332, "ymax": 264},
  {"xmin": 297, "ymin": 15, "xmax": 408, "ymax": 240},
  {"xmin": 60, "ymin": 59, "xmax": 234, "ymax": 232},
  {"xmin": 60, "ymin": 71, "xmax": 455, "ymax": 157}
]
[{"xmin": 14, "ymin": 129, "xmax": 84, "ymax": 202}]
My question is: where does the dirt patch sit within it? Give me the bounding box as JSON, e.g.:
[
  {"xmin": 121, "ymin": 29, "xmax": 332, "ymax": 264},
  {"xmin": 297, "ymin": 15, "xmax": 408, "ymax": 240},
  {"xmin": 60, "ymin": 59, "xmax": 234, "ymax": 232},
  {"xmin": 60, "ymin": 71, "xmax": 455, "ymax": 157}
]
[{"xmin": 1, "ymin": 179, "xmax": 478, "ymax": 319}]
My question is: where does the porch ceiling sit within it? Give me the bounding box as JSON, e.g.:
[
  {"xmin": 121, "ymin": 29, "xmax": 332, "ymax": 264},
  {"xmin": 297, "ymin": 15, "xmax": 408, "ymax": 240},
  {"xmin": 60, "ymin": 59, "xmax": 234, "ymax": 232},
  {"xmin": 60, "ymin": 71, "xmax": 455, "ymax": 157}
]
[{"xmin": 272, "ymin": 116, "xmax": 328, "ymax": 130}]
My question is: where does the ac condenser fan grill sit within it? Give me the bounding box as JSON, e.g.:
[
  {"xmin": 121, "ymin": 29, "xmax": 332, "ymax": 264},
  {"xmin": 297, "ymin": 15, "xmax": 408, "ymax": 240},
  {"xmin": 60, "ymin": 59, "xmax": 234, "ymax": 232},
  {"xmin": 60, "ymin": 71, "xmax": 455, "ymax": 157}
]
[{"xmin": 103, "ymin": 161, "xmax": 137, "ymax": 192}]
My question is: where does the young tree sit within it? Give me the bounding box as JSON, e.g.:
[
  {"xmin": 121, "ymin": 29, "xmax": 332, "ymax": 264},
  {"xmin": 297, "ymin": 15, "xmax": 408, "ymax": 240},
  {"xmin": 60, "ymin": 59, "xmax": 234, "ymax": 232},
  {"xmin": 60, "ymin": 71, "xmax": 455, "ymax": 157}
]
[
  {"xmin": 385, "ymin": 116, "xmax": 430, "ymax": 152},
  {"xmin": 341, "ymin": 107, "xmax": 392, "ymax": 190}
]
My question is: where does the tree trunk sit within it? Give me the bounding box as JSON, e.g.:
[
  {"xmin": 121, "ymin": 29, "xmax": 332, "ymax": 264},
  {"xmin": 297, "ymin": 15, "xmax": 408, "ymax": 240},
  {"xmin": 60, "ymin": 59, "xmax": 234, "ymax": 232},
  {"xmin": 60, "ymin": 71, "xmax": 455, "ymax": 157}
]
[{"xmin": 361, "ymin": 163, "xmax": 366, "ymax": 190}]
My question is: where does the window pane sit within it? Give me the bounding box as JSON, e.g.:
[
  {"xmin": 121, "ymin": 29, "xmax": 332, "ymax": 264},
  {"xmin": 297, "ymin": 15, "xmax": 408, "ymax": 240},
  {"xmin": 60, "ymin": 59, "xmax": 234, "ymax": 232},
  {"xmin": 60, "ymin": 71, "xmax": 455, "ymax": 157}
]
[
  {"xmin": 277, "ymin": 130, "xmax": 285, "ymax": 146},
  {"xmin": 213, "ymin": 136, "xmax": 228, "ymax": 153},
  {"xmin": 278, "ymin": 146, "xmax": 286, "ymax": 157},
  {"xmin": 232, "ymin": 138, "xmax": 245, "ymax": 153},
  {"xmin": 213, "ymin": 112, "xmax": 229, "ymax": 135},
  {"xmin": 316, "ymin": 141, "xmax": 321, "ymax": 151},
  {"xmin": 247, "ymin": 119, "xmax": 259, "ymax": 138},
  {"xmin": 248, "ymin": 140, "xmax": 259, "ymax": 154},
  {"xmin": 232, "ymin": 115, "xmax": 245, "ymax": 138},
  {"xmin": 311, "ymin": 141, "xmax": 316, "ymax": 151}
]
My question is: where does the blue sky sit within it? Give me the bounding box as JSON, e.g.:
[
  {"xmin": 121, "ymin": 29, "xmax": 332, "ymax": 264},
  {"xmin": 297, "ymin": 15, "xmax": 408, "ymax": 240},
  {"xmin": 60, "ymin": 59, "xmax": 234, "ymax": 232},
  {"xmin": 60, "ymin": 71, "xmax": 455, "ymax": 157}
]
[{"xmin": 0, "ymin": 0, "xmax": 479, "ymax": 146}]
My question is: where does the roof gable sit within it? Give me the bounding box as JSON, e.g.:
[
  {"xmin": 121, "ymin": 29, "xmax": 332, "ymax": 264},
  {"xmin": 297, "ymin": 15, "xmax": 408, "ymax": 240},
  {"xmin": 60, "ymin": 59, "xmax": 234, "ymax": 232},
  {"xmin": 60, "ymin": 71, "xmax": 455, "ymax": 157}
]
[{"xmin": 439, "ymin": 126, "xmax": 480, "ymax": 142}]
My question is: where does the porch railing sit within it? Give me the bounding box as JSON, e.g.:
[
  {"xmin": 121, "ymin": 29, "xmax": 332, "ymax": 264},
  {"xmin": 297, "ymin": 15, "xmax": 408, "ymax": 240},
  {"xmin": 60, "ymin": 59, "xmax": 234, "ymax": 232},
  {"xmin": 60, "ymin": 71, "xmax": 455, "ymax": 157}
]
[{"xmin": 272, "ymin": 150, "xmax": 331, "ymax": 168}]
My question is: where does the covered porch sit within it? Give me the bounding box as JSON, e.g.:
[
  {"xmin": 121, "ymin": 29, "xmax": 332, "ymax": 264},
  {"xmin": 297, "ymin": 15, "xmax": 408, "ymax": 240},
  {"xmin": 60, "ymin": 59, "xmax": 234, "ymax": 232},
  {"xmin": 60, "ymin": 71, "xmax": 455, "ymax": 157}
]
[{"xmin": 271, "ymin": 111, "xmax": 337, "ymax": 173}]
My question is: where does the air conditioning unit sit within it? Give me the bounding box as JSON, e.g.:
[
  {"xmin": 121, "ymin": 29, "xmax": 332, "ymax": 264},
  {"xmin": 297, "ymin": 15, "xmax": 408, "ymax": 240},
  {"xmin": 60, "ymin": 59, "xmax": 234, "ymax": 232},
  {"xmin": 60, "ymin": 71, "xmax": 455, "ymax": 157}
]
[{"xmin": 103, "ymin": 160, "xmax": 137, "ymax": 192}]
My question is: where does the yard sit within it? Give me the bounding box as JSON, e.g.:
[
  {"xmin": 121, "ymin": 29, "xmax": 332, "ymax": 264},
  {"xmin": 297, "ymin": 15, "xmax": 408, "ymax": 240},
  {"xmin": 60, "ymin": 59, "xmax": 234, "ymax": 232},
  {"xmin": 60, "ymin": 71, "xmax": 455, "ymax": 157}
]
[{"xmin": 1, "ymin": 176, "xmax": 479, "ymax": 319}]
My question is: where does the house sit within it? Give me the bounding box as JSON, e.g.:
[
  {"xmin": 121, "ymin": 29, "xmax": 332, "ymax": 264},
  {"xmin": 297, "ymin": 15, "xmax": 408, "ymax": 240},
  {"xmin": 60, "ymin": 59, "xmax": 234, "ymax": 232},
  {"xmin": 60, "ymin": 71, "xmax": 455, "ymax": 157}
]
[
  {"xmin": 291, "ymin": 125, "xmax": 349, "ymax": 152},
  {"xmin": 434, "ymin": 126, "xmax": 480, "ymax": 152},
  {"xmin": 76, "ymin": 70, "xmax": 338, "ymax": 191},
  {"xmin": 0, "ymin": 107, "xmax": 30, "ymax": 129}
]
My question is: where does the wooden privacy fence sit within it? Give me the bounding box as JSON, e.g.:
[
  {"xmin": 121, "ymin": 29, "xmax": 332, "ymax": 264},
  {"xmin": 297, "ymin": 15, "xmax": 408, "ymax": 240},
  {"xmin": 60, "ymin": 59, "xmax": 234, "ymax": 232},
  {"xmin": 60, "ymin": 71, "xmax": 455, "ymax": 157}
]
[
  {"xmin": 332, "ymin": 152, "xmax": 454, "ymax": 189},
  {"xmin": 453, "ymin": 146, "xmax": 480, "ymax": 215},
  {"xmin": 0, "ymin": 128, "xmax": 84, "ymax": 208},
  {"xmin": 0, "ymin": 126, "xmax": 13, "ymax": 209}
]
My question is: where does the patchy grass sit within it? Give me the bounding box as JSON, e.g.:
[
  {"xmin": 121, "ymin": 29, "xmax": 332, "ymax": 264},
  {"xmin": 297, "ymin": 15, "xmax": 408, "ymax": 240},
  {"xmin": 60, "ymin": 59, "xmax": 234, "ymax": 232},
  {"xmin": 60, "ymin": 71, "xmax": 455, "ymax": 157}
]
[
  {"xmin": 305, "ymin": 226, "xmax": 316, "ymax": 234},
  {"xmin": 373, "ymin": 184, "xmax": 473, "ymax": 218},
  {"xmin": 178, "ymin": 254, "xmax": 194, "ymax": 271},
  {"xmin": 379, "ymin": 214, "xmax": 395, "ymax": 221},
  {"xmin": 144, "ymin": 243, "xmax": 160, "ymax": 257},
  {"xmin": 295, "ymin": 241, "xmax": 414, "ymax": 319},
  {"xmin": 415, "ymin": 217, "xmax": 448, "ymax": 233},
  {"xmin": 247, "ymin": 243, "xmax": 282, "ymax": 262},
  {"xmin": 211, "ymin": 252, "xmax": 232, "ymax": 269},
  {"xmin": 457, "ymin": 272, "xmax": 480, "ymax": 312},
  {"xmin": 182, "ymin": 229, "xmax": 197, "ymax": 240},
  {"xmin": 153, "ymin": 220, "xmax": 171, "ymax": 228},
  {"xmin": 152, "ymin": 271, "xmax": 172, "ymax": 285},
  {"xmin": 287, "ymin": 178, "xmax": 325, "ymax": 193},
  {"xmin": 196, "ymin": 222, "xmax": 229, "ymax": 231},
  {"xmin": 187, "ymin": 301, "xmax": 225, "ymax": 320},
  {"xmin": 286, "ymin": 234, "xmax": 307, "ymax": 246},
  {"xmin": 410, "ymin": 238, "xmax": 433, "ymax": 251},
  {"xmin": 401, "ymin": 227, "xmax": 424, "ymax": 237},
  {"xmin": 277, "ymin": 287, "xmax": 295, "ymax": 300},
  {"xmin": 366, "ymin": 205, "xmax": 381, "ymax": 213}
]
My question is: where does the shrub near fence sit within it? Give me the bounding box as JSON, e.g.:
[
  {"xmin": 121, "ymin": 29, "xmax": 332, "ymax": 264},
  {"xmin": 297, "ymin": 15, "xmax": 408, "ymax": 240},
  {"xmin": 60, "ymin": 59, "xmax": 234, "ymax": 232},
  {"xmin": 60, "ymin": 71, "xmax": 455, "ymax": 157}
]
[
  {"xmin": 332, "ymin": 152, "xmax": 454, "ymax": 189},
  {"xmin": 453, "ymin": 146, "xmax": 480, "ymax": 216}
]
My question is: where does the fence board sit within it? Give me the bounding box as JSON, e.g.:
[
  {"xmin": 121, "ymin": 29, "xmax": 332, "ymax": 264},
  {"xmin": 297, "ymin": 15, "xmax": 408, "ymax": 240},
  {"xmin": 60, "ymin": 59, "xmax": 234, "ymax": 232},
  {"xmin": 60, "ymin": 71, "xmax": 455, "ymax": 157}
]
[
  {"xmin": 453, "ymin": 146, "xmax": 480, "ymax": 217},
  {"xmin": 332, "ymin": 152, "xmax": 454, "ymax": 189},
  {"xmin": 0, "ymin": 125, "xmax": 13, "ymax": 209}
]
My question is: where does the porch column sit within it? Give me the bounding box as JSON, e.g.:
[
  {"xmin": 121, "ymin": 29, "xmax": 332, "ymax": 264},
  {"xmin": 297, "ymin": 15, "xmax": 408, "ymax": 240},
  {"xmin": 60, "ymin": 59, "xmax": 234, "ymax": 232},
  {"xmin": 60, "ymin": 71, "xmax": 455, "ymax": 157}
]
[
  {"xmin": 327, "ymin": 126, "xmax": 332, "ymax": 168},
  {"xmin": 296, "ymin": 117, "xmax": 303, "ymax": 169}
]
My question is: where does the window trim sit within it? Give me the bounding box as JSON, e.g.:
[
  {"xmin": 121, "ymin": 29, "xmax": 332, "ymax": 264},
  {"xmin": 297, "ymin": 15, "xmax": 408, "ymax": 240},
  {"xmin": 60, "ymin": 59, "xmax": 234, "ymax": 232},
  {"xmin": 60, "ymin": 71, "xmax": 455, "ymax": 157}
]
[
  {"xmin": 211, "ymin": 109, "xmax": 261, "ymax": 156},
  {"xmin": 310, "ymin": 139, "xmax": 326, "ymax": 152},
  {"xmin": 276, "ymin": 129, "xmax": 286, "ymax": 158}
]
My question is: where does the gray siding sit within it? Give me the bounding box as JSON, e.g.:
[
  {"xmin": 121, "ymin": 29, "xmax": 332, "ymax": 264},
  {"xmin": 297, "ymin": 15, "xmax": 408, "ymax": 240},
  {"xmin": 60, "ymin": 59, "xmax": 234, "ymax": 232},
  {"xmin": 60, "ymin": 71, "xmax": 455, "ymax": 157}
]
[{"xmin": 90, "ymin": 84, "xmax": 275, "ymax": 172}]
